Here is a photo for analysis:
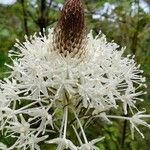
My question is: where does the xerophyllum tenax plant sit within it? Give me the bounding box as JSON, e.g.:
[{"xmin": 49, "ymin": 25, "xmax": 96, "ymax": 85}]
[{"xmin": 0, "ymin": 0, "xmax": 149, "ymax": 149}]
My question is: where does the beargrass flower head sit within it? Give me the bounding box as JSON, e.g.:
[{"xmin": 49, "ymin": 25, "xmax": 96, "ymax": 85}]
[{"xmin": 0, "ymin": 0, "xmax": 149, "ymax": 149}]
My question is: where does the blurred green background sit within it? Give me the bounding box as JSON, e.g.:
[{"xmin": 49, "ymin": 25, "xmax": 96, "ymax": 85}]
[{"xmin": 0, "ymin": 0, "xmax": 149, "ymax": 150}]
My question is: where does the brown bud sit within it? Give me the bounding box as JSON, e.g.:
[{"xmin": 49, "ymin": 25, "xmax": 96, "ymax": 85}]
[{"xmin": 53, "ymin": 0, "xmax": 86, "ymax": 58}]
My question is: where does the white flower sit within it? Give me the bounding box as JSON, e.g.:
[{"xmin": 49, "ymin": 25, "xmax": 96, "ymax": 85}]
[
  {"xmin": 3, "ymin": 114, "xmax": 48, "ymax": 150},
  {"xmin": 6, "ymin": 114, "xmax": 30, "ymax": 135},
  {"xmin": 11, "ymin": 134, "xmax": 48, "ymax": 150},
  {"xmin": 25, "ymin": 106, "xmax": 54, "ymax": 134},
  {"xmin": 0, "ymin": 27, "xmax": 148, "ymax": 149},
  {"xmin": 120, "ymin": 88, "xmax": 147, "ymax": 115},
  {"xmin": 0, "ymin": 0, "xmax": 149, "ymax": 149},
  {"xmin": 0, "ymin": 143, "xmax": 7, "ymax": 150},
  {"xmin": 23, "ymin": 134, "xmax": 48, "ymax": 150},
  {"xmin": 78, "ymin": 137, "xmax": 105, "ymax": 150},
  {"xmin": 129, "ymin": 110, "xmax": 150, "ymax": 139},
  {"xmin": 0, "ymin": 26, "xmax": 148, "ymax": 149},
  {"xmin": 46, "ymin": 138, "xmax": 77, "ymax": 150}
]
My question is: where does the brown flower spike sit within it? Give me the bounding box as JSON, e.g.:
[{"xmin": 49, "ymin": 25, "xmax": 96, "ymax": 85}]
[{"xmin": 53, "ymin": 0, "xmax": 86, "ymax": 58}]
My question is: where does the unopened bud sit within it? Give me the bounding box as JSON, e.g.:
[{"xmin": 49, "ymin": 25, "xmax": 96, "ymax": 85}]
[{"xmin": 53, "ymin": 0, "xmax": 86, "ymax": 58}]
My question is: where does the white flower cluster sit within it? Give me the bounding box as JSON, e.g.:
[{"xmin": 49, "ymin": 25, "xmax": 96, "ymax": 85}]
[{"xmin": 0, "ymin": 28, "xmax": 149, "ymax": 150}]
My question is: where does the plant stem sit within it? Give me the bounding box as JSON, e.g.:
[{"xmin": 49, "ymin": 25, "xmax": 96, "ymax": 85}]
[
  {"xmin": 21, "ymin": 0, "xmax": 29, "ymax": 36},
  {"xmin": 121, "ymin": 107, "xmax": 129, "ymax": 149}
]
